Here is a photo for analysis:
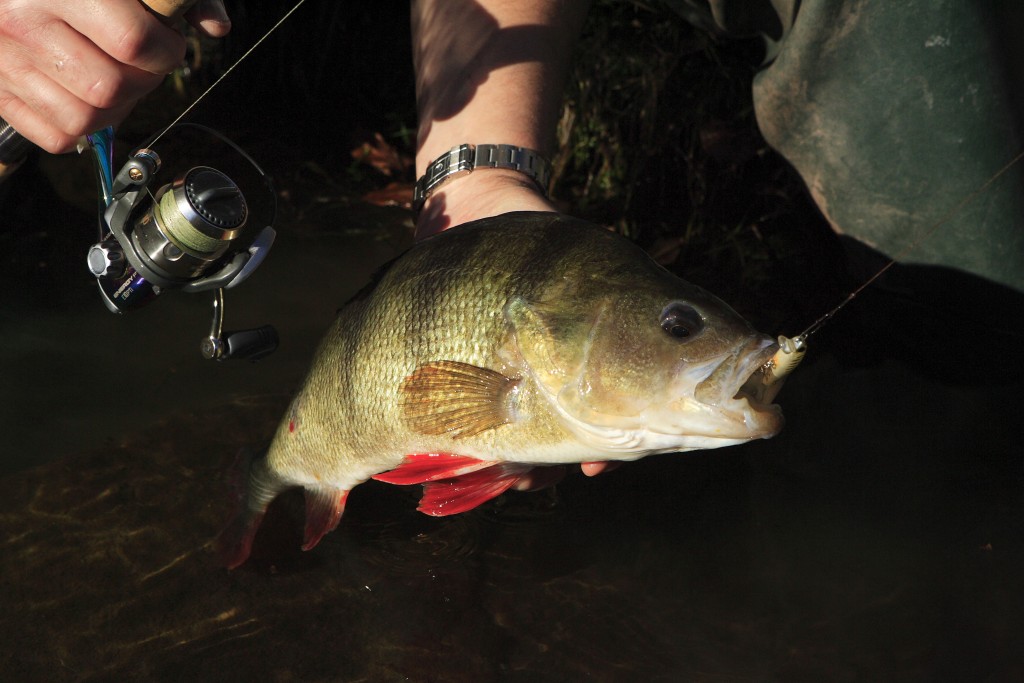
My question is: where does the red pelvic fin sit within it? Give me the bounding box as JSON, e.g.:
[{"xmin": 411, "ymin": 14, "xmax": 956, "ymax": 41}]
[
  {"xmin": 418, "ymin": 462, "xmax": 535, "ymax": 516},
  {"xmin": 371, "ymin": 453, "xmax": 492, "ymax": 485},
  {"xmin": 302, "ymin": 486, "xmax": 349, "ymax": 551},
  {"xmin": 373, "ymin": 454, "xmax": 535, "ymax": 516}
]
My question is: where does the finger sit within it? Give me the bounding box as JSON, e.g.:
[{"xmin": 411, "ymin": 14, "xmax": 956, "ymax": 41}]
[
  {"xmin": 6, "ymin": 98, "xmax": 138, "ymax": 153},
  {"xmin": 2, "ymin": 66, "xmax": 138, "ymax": 153},
  {"xmin": 65, "ymin": 1, "xmax": 187, "ymax": 75},
  {"xmin": 581, "ymin": 461, "xmax": 620, "ymax": 477},
  {"xmin": 185, "ymin": 0, "xmax": 231, "ymax": 38},
  {"xmin": 512, "ymin": 466, "xmax": 567, "ymax": 492},
  {"xmin": 5, "ymin": 61, "xmax": 100, "ymax": 150},
  {"xmin": 0, "ymin": 96, "xmax": 79, "ymax": 153},
  {"xmin": 18, "ymin": 19, "xmax": 165, "ymax": 110}
]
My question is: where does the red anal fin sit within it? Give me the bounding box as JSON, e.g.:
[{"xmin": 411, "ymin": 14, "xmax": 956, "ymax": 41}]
[
  {"xmin": 302, "ymin": 487, "xmax": 349, "ymax": 551},
  {"xmin": 418, "ymin": 463, "xmax": 535, "ymax": 516},
  {"xmin": 372, "ymin": 453, "xmax": 492, "ymax": 485}
]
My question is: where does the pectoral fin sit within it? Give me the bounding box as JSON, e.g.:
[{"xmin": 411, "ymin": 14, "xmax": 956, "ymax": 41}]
[{"xmin": 400, "ymin": 361, "xmax": 519, "ymax": 439}]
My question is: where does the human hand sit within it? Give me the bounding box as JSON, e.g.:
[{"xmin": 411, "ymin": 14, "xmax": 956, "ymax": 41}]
[
  {"xmin": 411, "ymin": 0, "xmax": 606, "ymax": 483},
  {"xmin": 0, "ymin": 0, "xmax": 231, "ymax": 153}
]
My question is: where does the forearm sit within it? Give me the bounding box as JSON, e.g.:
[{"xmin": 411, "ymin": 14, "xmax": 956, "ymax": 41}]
[{"xmin": 411, "ymin": 0, "xmax": 589, "ymax": 237}]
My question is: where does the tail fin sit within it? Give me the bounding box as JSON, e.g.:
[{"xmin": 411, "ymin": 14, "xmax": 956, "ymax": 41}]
[{"xmin": 216, "ymin": 449, "xmax": 290, "ymax": 569}]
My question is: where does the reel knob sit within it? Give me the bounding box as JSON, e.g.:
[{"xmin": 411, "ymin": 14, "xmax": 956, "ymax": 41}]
[
  {"xmin": 87, "ymin": 240, "xmax": 127, "ymax": 278},
  {"xmin": 223, "ymin": 326, "xmax": 279, "ymax": 361},
  {"xmin": 202, "ymin": 326, "xmax": 279, "ymax": 361}
]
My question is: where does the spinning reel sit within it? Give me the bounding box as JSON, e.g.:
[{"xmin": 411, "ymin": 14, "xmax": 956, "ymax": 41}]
[{"xmin": 84, "ymin": 125, "xmax": 278, "ymax": 361}]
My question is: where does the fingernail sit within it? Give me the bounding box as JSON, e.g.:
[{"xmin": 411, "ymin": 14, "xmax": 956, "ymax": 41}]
[{"xmin": 200, "ymin": 17, "xmax": 231, "ymax": 32}]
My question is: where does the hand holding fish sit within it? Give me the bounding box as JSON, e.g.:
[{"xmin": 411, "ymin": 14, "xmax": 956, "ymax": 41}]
[
  {"xmin": 411, "ymin": 0, "xmax": 611, "ymax": 479},
  {"xmin": 0, "ymin": 0, "xmax": 230, "ymax": 153}
]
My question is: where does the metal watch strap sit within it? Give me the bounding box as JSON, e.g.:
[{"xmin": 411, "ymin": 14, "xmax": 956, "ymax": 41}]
[{"xmin": 412, "ymin": 144, "xmax": 552, "ymax": 213}]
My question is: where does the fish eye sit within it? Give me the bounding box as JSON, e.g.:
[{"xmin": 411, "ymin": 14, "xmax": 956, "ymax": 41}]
[{"xmin": 660, "ymin": 302, "xmax": 704, "ymax": 339}]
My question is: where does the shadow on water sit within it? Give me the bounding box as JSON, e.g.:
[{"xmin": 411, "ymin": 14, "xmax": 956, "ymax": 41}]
[{"xmin": 2, "ymin": 3, "xmax": 1024, "ymax": 682}]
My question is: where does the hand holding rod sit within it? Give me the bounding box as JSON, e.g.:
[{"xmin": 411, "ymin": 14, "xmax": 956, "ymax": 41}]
[{"xmin": 0, "ymin": 0, "xmax": 199, "ymax": 179}]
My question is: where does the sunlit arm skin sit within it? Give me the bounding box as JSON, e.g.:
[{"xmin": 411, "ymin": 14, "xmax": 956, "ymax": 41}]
[
  {"xmin": 0, "ymin": 0, "xmax": 230, "ymax": 153},
  {"xmin": 411, "ymin": 0, "xmax": 589, "ymax": 240},
  {"xmin": 412, "ymin": 0, "xmax": 614, "ymax": 483}
]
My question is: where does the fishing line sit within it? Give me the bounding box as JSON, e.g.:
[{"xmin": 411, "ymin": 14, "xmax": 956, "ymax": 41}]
[
  {"xmin": 796, "ymin": 146, "xmax": 1024, "ymax": 343},
  {"xmin": 752, "ymin": 146, "xmax": 1024, "ymax": 389},
  {"xmin": 147, "ymin": 0, "xmax": 310, "ymax": 148}
]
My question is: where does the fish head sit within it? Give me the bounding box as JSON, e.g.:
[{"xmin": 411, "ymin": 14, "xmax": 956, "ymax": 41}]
[{"xmin": 504, "ymin": 262, "xmax": 784, "ymax": 457}]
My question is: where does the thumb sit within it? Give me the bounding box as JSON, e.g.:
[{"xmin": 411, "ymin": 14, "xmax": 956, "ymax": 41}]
[{"xmin": 185, "ymin": 0, "xmax": 232, "ymax": 38}]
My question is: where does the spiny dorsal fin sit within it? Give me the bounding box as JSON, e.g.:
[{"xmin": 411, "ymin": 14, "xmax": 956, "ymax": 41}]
[{"xmin": 400, "ymin": 361, "xmax": 519, "ymax": 439}]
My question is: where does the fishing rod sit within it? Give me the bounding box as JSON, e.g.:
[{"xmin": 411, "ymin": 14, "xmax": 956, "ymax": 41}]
[{"xmin": 0, "ymin": 0, "xmax": 308, "ymax": 361}]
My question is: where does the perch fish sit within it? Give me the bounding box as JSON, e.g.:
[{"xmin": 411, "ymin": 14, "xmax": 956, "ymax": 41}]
[{"xmin": 220, "ymin": 212, "xmax": 791, "ymax": 567}]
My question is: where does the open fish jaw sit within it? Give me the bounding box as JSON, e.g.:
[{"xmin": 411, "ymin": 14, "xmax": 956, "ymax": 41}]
[
  {"xmin": 653, "ymin": 335, "xmax": 783, "ymax": 445},
  {"xmin": 710, "ymin": 336, "xmax": 785, "ymax": 436}
]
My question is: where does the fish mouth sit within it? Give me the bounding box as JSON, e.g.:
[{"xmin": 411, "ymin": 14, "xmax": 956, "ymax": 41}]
[
  {"xmin": 691, "ymin": 335, "xmax": 784, "ymax": 439},
  {"xmin": 531, "ymin": 333, "xmax": 788, "ymax": 457}
]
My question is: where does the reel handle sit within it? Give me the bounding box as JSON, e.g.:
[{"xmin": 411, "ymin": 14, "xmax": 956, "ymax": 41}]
[
  {"xmin": 201, "ymin": 289, "xmax": 278, "ymax": 361},
  {"xmin": 0, "ymin": 0, "xmax": 199, "ymax": 180},
  {"xmin": 209, "ymin": 325, "xmax": 280, "ymax": 362}
]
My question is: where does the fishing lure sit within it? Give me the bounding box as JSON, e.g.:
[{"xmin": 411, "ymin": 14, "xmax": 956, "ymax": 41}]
[{"xmin": 761, "ymin": 335, "xmax": 807, "ymax": 386}]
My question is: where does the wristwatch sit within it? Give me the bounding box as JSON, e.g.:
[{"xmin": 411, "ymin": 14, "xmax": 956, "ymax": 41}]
[{"xmin": 412, "ymin": 143, "xmax": 551, "ymax": 214}]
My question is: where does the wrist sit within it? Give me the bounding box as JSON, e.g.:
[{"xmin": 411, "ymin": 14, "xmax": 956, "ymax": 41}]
[
  {"xmin": 413, "ymin": 143, "xmax": 552, "ymax": 214},
  {"xmin": 414, "ymin": 167, "xmax": 559, "ymax": 240}
]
